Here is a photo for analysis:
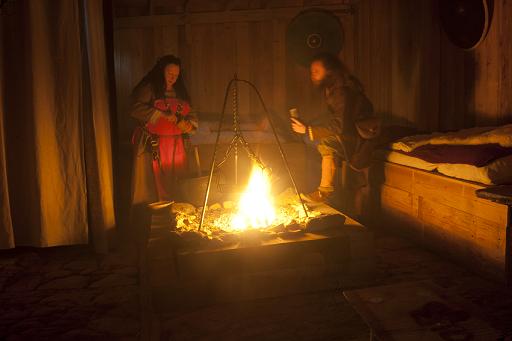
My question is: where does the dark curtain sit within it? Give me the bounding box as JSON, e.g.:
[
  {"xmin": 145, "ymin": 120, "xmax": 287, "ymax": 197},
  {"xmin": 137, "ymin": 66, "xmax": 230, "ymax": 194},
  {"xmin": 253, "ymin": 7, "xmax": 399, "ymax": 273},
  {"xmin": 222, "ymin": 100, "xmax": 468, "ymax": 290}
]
[{"xmin": 0, "ymin": 0, "xmax": 116, "ymax": 252}]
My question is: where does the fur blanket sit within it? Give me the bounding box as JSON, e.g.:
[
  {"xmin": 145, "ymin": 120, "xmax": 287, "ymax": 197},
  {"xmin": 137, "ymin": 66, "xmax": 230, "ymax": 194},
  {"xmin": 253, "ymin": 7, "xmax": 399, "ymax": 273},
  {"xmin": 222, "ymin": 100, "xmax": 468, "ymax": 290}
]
[{"xmin": 391, "ymin": 124, "xmax": 512, "ymax": 152}]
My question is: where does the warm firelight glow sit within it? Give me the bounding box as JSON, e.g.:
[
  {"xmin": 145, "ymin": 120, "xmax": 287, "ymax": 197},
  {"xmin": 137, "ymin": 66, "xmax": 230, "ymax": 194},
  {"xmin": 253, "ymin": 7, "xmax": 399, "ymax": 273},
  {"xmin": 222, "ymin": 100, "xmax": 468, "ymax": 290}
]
[{"xmin": 231, "ymin": 165, "xmax": 276, "ymax": 231}]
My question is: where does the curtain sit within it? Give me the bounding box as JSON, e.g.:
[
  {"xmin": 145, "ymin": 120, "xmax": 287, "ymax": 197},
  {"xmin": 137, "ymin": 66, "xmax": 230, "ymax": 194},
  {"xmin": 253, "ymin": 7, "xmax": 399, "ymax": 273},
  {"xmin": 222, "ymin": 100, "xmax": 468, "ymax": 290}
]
[
  {"xmin": 0, "ymin": 20, "xmax": 14, "ymax": 249},
  {"xmin": 0, "ymin": 0, "xmax": 116, "ymax": 252}
]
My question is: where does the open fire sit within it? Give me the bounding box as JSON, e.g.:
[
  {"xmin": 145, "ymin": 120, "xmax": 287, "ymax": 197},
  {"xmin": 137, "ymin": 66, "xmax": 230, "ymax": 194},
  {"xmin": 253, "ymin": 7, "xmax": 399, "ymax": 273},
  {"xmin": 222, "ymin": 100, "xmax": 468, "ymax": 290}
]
[
  {"xmin": 231, "ymin": 165, "xmax": 277, "ymax": 231},
  {"xmin": 172, "ymin": 165, "xmax": 322, "ymax": 238}
]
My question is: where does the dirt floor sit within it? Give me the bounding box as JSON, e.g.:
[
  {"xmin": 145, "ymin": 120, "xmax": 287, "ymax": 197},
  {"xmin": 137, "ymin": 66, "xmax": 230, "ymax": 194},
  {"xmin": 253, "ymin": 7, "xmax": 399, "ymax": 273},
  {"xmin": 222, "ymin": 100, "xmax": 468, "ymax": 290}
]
[
  {"xmin": 0, "ymin": 245, "xmax": 141, "ymax": 340},
  {"xmin": 1, "ymin": 227, "xmax": 512, "ymax": 340}
]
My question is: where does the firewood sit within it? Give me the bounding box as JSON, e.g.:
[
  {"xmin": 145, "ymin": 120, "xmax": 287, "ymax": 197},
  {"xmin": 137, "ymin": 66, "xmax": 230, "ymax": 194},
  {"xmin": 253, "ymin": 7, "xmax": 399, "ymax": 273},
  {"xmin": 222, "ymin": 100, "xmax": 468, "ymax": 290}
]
[
  {"xmin": 171, "ymin": 202, "xmax": 197, "ymax": 215},
  {"xmin": 269, "ymin": 224, "xmax": 286, "ymax": 233},
  {"xmin": 209, "ymin": 203, "xmax": 222, "ymax": 210},
  {"xmin": 179, "ymin": 230, "xmax": 207, "ymax": 246},
  {"xmin": 277, "ymin": 230, "xmax": 304, "ymax": 240},
  {"xmin": 285, "ymin": 222, "xmax": 303, "ymax": 232}
]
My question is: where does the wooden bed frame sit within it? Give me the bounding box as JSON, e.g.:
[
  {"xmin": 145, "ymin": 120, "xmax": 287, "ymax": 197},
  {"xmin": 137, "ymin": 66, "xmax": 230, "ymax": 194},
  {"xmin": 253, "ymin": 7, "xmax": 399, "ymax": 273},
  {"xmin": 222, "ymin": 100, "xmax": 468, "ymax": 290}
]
[{"xmin": 372, "ymin": 161, "xmax": 511, "ymax": 284}]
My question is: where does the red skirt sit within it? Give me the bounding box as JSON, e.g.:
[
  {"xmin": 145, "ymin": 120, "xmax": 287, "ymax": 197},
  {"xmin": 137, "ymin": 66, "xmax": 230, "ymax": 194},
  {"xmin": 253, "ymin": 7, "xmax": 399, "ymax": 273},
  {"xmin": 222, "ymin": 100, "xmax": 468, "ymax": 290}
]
[{"xmin": 133, "ymin": 117, "xmax": 187, "ymax": 201}]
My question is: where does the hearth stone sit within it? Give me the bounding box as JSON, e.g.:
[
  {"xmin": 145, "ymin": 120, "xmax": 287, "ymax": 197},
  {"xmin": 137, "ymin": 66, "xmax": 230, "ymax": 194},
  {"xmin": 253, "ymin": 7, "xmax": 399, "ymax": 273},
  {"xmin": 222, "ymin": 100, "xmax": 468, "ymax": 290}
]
[{"xmin": 147, "ymin": 203, "xmax": 374, "ymax": 311}]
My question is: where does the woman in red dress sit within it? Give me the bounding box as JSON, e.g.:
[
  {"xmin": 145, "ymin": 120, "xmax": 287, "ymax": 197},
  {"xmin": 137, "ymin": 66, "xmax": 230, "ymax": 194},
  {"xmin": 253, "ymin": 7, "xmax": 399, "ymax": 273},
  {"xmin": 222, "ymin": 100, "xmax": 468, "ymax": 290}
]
[{"xmin": 129, "ymin": 55, "xmax": 197, "ymax": 205}]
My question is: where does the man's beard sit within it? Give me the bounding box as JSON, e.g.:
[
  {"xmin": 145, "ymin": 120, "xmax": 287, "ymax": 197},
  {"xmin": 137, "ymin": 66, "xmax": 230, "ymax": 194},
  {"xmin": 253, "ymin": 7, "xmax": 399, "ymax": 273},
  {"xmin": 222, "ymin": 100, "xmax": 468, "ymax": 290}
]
[
  {"xmin": 311, "ymin": 78, "xmax": 323, "ymax": 87},
  {"xmin": 313, "ymin": 74, "xmax": 337, "ymax": 88}
]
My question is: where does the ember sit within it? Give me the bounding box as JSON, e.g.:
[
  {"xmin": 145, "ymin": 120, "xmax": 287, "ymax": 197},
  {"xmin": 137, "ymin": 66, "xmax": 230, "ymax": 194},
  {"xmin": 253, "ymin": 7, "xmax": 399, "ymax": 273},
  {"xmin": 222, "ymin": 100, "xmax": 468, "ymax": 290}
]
[{"xmin": 172, "ymin": 186, "xmax": 320, "ymax": 237}]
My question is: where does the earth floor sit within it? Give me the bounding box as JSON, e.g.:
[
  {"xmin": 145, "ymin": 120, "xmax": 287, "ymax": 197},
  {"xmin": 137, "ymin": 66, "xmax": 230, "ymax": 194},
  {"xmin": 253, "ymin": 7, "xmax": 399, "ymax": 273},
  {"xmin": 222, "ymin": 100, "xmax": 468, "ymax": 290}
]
[{"xmin": 1, "ymin": 226, "xmax": 512, "ymax": 340}]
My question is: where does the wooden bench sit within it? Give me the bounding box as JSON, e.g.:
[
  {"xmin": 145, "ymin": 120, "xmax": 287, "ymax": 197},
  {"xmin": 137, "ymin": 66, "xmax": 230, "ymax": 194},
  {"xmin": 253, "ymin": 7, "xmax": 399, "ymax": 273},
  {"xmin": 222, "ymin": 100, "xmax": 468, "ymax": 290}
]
[{"xmin": 372, "ymin": 162, "xmax": 511, "ymax": 283}]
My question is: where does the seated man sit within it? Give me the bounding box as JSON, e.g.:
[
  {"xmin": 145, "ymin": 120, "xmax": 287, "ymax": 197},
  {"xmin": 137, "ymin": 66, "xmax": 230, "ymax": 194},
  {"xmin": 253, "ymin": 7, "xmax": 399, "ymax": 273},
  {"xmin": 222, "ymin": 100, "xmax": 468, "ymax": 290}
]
[{"xmin": 291, "ymin": 53, "xmax": 374, "ymax": 203}]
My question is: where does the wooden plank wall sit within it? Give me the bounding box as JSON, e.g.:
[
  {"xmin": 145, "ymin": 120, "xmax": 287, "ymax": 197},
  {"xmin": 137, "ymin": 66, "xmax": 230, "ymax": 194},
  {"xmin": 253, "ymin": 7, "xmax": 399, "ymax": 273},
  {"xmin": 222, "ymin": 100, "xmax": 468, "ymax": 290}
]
[
  {"xmin": 114, "ymin": 0, "xmax": 512, "ymax": 137},
  {"xmin": 114, "ymin": 16, "xmax": 180, "ymax": 142},
  {"xmin": 436, "ymin": 0, "xmax": 512, "ymax": 130},
  {"xmin": 356, "ymin": 0, "xmax": 440, "ymax": 131},
  {"xmin": 356, "ymin": 0, "xmax": 512, "ymax": 132}
]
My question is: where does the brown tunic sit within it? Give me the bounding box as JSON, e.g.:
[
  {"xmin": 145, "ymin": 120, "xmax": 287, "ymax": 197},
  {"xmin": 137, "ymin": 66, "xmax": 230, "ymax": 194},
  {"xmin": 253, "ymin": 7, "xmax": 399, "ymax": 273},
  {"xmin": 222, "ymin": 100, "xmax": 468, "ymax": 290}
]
[{"xmin": 310, "ymin": 76, "xmax": 373, "ymax": 141}]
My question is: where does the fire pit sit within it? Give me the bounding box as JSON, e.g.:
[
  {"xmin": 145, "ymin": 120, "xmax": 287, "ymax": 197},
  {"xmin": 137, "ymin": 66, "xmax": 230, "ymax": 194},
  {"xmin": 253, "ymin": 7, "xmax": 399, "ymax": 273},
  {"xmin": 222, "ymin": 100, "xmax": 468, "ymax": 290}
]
[
  {"xmin": 147, "ymin": 197, "xmax": 374, "ymax": 311},
  {"xmin": 168, "ymin": 188, "xmax": 344, "ymax": 245},
  {"xmin": 169, "ymin": 164, "xmax": 342, "ymax": 250},
  {"xmin": 147, "ymin": 163, "xmax": 373, "ymax": 310},
  {"xmin": 146, "ymin": 77, "xmax": 375, "ymax": 311}
]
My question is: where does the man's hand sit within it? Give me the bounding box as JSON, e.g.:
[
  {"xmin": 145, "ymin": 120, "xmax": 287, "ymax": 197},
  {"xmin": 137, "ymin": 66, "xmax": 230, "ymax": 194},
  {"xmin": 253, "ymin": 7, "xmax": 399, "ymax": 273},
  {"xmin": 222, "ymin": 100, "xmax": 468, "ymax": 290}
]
[{"xmin": 291, "ymin": 117, "xmax": 306, "ymax": 134}]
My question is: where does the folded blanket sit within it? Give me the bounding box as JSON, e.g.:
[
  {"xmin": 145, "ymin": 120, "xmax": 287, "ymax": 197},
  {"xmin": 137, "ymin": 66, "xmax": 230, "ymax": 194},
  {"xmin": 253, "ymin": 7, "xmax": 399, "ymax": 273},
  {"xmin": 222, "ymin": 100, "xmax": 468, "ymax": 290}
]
[
  {"xmin": 391, "ymin": 124, "xmax": 512, "ymax": 152},
  {"xmin": 403, "ymin": 143, "xmax": 512, "ymax": 167},
  {"xmin": 375, "ymin": 149, "xmax": 512, "ymax": 185}
]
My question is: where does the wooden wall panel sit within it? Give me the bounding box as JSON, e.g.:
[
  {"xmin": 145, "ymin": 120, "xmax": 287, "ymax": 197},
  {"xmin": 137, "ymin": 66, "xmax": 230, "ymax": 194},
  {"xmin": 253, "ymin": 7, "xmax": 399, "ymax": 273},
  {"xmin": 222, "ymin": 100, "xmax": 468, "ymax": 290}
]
[
  {"xmin": 498, "ymin": 0, "xmax": 512, "ymax": 125},
  {"xmin": 356, "ymin": 0, "xmax": 440, "ymax": 131},
  {"xmin": 248, "ymin": 21, "xmax": 274, "ymax": 117},
  {"xmin": 472, "ymin": 1, "xmax": 501, "ymax": 127},
  {"xmin": 439, "ymin": 0, "xmax": 512, "ymax": 129},
  {"xmin": 113, "ymin": 16, "xmax": 181, "ymax": 142},
  {"xmin": 439, "ymin": 31, "xmax": 469, "ymax": 130},
  {"xmin": 355, "ymin": 0, "xmax": 394, "ymax": 126},
  {"xmin": 114, "ymin": 0, "xmax": 512, "ymax": 135},
  {"xmin": 179, "ymin": 13, "xmax": 318, "ymax": 119},
  {"xmin": 357, "ymin": 0, "xmax": 512, "ymax": 132}
]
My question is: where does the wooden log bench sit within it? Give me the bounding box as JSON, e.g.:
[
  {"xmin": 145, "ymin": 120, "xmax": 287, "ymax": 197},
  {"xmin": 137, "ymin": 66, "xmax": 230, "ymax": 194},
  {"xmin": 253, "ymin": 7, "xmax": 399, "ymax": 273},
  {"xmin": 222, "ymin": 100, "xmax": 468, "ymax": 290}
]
[{"xmin": 371, "ymin": 161, "xmax": 511, "ymax": 284}]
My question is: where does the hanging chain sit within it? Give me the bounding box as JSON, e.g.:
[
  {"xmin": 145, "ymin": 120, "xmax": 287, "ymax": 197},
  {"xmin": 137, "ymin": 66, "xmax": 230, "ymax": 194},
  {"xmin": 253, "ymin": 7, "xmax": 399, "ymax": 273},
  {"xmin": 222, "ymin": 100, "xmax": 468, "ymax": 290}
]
[
  {"xmin": 214, "ymin": 79, "xmax": 269, "ymax": 173},
  {"xmin": 199, "ymin": 76, "xmax": 309, "ymax": 231},
  {"xmin": 232, "ymin": 80, "xmax": 239, "ymax": 134}
]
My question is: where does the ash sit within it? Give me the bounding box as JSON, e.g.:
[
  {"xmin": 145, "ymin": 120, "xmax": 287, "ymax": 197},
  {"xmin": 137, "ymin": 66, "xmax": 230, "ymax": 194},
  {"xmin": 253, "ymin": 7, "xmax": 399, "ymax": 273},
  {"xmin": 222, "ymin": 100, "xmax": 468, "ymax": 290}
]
[{"xmin": 168, "ymin": 188, "xmax": 324, "ymax": 248}]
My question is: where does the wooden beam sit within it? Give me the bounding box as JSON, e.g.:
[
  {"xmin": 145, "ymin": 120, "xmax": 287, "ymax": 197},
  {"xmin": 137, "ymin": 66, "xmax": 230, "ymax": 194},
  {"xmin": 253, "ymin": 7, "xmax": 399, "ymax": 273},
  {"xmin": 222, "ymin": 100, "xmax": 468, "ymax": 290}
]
[
  {"xmin": 505, "ymin": 206, "xmax": 512, "ymax": 285},
  {"xmin": 177, "ymin": 6, "xmax": 353, "ymax": 24},
  {"xmin": 220, "ymin": 0, "xmax": 236, "ymax": 11},
  {"xmin": 147, "ymin": 0, "xmax": 154, "ymax": 15},
  {"xmin": 114, "ymin": 4, "xmax": 354, "ymax": 29},
  {"xmin": 115, "ymin": 15, "xmax": 179, "ymax": 29}
]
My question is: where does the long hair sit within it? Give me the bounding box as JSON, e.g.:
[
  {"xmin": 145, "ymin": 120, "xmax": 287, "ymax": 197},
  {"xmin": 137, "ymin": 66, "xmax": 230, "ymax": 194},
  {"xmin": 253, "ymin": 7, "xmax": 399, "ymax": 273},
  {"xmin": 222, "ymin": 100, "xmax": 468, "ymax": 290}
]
[
  {"xmin": 311, "ymin": 53, "xmax": 364, "ymax": 92},
  {"xmin": 133, "ymin": 55, "xmax": 191, "ymax": 104}
]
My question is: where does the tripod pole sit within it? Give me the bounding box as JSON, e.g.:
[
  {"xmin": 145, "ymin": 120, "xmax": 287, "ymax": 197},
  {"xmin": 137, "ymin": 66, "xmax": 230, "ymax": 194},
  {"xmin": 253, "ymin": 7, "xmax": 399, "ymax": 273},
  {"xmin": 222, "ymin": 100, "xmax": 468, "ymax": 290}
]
[
  {"xmin": 232, "ymin": 77, "xmax": 239, "ymax": 186},
  {"xmin": 198, "ymin": 79, "xmax": 235, "ymax": 231}
]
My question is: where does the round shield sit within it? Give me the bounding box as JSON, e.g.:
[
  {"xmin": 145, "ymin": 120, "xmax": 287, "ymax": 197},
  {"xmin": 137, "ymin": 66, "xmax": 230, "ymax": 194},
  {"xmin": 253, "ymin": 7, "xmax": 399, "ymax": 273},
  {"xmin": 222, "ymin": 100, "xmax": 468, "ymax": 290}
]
[
  {"xmin": 440, "ymin": 0, "xmax": 493, "ymax": 50},
  {"xmin": 286, "ymin": 9, "xmax": 344, "ymax": 66}
]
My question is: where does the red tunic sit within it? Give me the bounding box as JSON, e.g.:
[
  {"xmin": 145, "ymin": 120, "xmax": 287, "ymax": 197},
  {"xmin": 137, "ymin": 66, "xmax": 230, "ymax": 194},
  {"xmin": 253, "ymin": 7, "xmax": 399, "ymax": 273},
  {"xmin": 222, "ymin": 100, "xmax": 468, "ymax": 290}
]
[{"xmin": 144, "ymin": 98, "xmax": 191, "ymax": 200}]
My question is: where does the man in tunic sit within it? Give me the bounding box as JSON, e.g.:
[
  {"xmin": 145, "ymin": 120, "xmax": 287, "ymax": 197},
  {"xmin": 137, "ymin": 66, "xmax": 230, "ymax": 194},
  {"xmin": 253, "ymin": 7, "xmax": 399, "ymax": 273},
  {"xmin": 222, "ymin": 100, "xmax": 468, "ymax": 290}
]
[{"xmin": 291, "ymin": 53, "xmax": 374, "ymax": 203}]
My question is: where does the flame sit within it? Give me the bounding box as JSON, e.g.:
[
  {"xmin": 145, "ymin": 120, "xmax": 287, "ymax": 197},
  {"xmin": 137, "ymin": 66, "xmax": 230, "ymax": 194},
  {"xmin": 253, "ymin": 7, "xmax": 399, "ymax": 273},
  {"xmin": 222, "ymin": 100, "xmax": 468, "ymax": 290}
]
[{"xmin": 231, "ymin": 165, "xmax": 276, "ymax": 231}]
